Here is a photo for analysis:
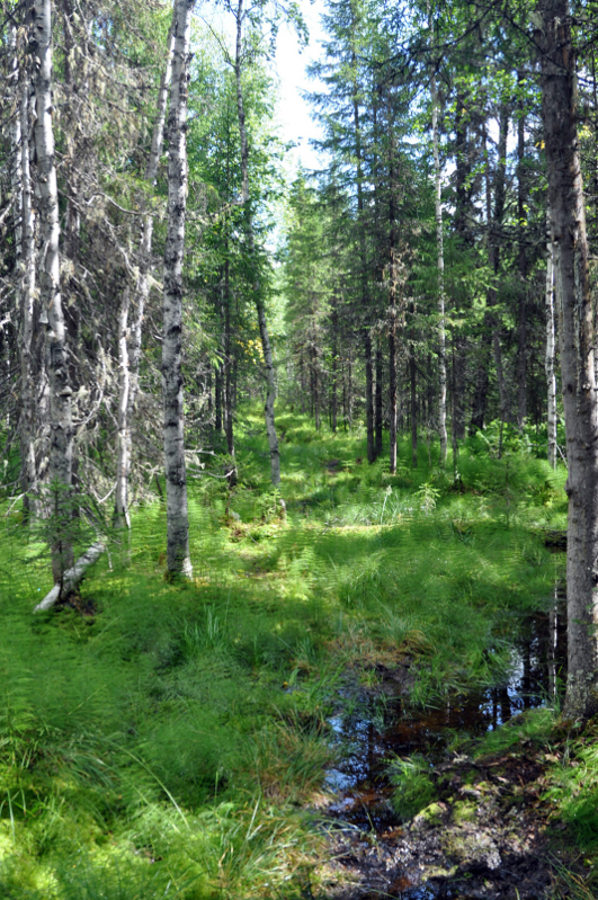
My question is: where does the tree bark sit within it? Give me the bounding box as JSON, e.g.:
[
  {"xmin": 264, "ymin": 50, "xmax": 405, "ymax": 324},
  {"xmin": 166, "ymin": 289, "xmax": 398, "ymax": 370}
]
[
  {"xmin": 11, "ymin": 20, "xmax": 39, "ymax": 516},
  {"xmin": 33, "ymin": 542, "xmax": 105, "ymax": 612},
  {"xmin": 410, "ymin": 346, "xmax": 417, "ymax": 469},
  {"xmin": 375, "ymin": 341, "xmax": 383, "ymax": 457},
  {"xmin": 330, "ymin": 295, "xmax": 339, "ymax": 432},
  {"xmin": 389, "ymin": 317, "xmax": 397, "ymax": 474},
  {"xmin": 539, "ymin": 0, "xmax": 598, "ymax": 718},
  {"xmin": 115, "ymin": 22, "xmax": 175, "ymax": 529},
  {"xmin": 223, "ymin": 257, "xmax": 236, "ymax": 470},
  {"xmin": 516, "ymin": 86, "xmax": 528, "ymax": 429},
  {"xmin": 545, "ymin": 205, "xmax": 557, "ymax": 469},
  {"xmin": 115, "ymin": 287, "xmax": 132, "ymax": 530},
  {"xmin": 33, "ymin": 0, "xmax": 74, "ymax": 585},
  {"xmin": 162, "ymin": 0, "xmax": 193, "ymax": 579}
]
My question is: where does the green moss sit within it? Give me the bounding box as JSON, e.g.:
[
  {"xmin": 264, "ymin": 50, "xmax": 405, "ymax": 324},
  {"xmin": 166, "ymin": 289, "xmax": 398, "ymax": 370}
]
[
  {"xmin": 451, "ymin": 800, "xmax": 477, "ymax": 824},
  {"xmin": 416, "ymin": 801, "xmax": 446, "ymax": 825}
]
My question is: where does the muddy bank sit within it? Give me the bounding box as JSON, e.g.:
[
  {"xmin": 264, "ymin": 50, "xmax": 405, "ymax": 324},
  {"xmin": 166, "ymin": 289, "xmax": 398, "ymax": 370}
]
[
  {"xmin": 318, "ymin": 746, "xmax": 558, "ymax": 899},
  {"xmin": 313, "ymin": 610, "xmax": 568, "ymax": 899}
]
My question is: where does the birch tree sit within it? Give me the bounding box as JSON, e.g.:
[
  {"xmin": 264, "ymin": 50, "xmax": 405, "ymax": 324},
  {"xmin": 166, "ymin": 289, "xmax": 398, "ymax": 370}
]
[
  {"xmin": 9, "ymin": 17, "xmax": 40, "ymax": 515},
  {"xmin": 545, "ymin": 207, "xmax": 557, "ymax": 469},
  {"xmin": 32, "ymin": 0, "xmax": 74, "ymax": 586},
  {"xmin": 162, "ymin": 0, "xmax": 194, "ymax": 578},
  {"xmin": 115, "ymin": 23, "xmax": 175, "ymax": 530}
]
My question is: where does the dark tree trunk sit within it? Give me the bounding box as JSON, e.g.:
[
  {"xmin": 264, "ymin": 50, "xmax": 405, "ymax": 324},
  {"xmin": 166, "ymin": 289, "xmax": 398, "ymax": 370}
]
[
  {"xmin": 539, "ymin": 0, "xmax": 598, "ymax": 718},
  {"xmin": 375, "ymin": 341, "xmax": 383, "ymax": 458},
  {"xmin": 364, "ymin": 329, "xmax": 375, "ymax": 462},
  {"xmin": 330, "ymin": 296, "xmax": 339, "ymax": 432},
  {"xmin": 410, "ymin": 347, "xmax": 417, "ymax": 469},
  {"xmin": 516, "ymin": 84, "xmax": 528, "ymax": 429}
]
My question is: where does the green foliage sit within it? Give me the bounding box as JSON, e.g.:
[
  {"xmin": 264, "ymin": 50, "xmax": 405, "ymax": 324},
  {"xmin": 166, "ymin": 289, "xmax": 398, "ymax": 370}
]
[
  {"xmin": 0, "ymin": 408, "xmax": 571, "ymax": 896},
  {"xmin": 544, "ymin": 729, "xmax": 598, "ymax": 852},
  {"xmin": 472, "ymin": 707, "xmax": 558, "ymax": 758},
  {"xmin": 388, "ymin": 754, "xmax": 436, "ymax": 821}
]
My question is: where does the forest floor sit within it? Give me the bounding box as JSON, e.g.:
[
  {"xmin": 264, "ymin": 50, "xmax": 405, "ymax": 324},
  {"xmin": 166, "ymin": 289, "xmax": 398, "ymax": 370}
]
[
  {"xmin": 311, "ymin": 658, "xmax": 578, "ymax": 899},
  {"xmin": 319, "ymin": 741, "xmax": 563, "ymax": 899},
  {"xmin": 1, "ymin": 409, "xmax": 597, "ymax": 899}
]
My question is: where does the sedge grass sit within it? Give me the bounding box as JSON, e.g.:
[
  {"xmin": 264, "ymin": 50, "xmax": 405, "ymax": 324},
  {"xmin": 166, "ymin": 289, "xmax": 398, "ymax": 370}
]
[{"xmin": 0, "ymin": 408, "xmax": 571, "ymax": 896}]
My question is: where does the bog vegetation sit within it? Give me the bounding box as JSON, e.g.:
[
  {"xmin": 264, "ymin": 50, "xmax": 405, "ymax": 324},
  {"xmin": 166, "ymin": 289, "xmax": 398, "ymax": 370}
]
[
  {"xmin": 1, "ymin": 409, "xmax": 597, "ymax": 898},
  {"xmin": 3, "ymin": 0, "xmax": 598, "ymax": 896}
]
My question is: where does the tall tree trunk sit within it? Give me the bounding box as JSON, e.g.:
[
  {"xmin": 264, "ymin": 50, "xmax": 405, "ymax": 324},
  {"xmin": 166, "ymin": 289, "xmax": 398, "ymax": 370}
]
[
  {"xmin": 33, "ymin": 0, "xmax": 74, "ymax": 586},
  {"xmin": 223, "ymin": 257, "xmax": 236, "ymax": 470},
  {"xmin": 115, "ymin": 287, "xmax": 132, "ymax": 530},
  {"xmin": 375, "ymin": 341, "xmax": 383, "ymax": 457},
  {"xmin": 516, "ymin": 83, "xmax": 528, "ymax": 429},
  {"xmin": 234, "ymin": 0, "xmax": 280, "ymax": 484},
  {"xmin": 115, "ymin": 23, "xmax": 175, "ymax": 529},
  {"xmin": 539, "ymin": 0, "xmax": 598, "ymax": 718},
  {"xmin": 345, "ymin": 354, "xmax": 353, "ymax": 428},
  {"xmin": 545, "ymin": 205, "xmax": 557, "ymax": 469},
  {"xmin": 330, "ymin": 295, "xmax": 339, "ymax": 432},
  {"xmin": 214, "ymin": 328, "xmax": 223, "ymax": 433},
  {"xmin": 363, "ymin": 328, "xmax": 375, "ymax": 461},
  {"xmin": 389, "ymin": 300, "xmax": 398, "ymax": 475},
  {"xmin": 387, "ymin": 116, "xmax": 399, "ymax": 474},
  {"xmin": 162, "ymin": 0, "xmax": 193, "ymax": 579},
  {"xmin": 410, "ymin": 340, "xmax": 417, "ymax": 468},
  {"xmin": 429, "ymin": 9, "xmax": 448, "ymax": 466},
  {"xmin": 11, "ymin": 21, "xmax": 39, "ymax": 517}
]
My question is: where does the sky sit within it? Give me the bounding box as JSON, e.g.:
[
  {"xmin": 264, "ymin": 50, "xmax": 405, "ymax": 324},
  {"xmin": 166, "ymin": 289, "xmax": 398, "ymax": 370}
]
[
  {"xmin": 273, "ymin": 2, "xmax": 327, "ymax": 175},
  {"xmin": 196, "ymin": 1, "xmax": 328, "ymax": 176}
]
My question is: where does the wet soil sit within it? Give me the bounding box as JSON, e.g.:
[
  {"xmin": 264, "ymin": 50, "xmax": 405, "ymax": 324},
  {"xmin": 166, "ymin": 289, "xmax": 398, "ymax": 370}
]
[{"xmin": 313, "ymin": 608, "xmax": 569, "ymax": 899}]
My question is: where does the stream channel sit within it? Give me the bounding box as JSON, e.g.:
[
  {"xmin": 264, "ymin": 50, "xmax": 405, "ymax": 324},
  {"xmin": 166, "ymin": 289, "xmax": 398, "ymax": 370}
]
[{"xmin": 315, "ymin": 598, "xmax": 567, "ymax": 899}]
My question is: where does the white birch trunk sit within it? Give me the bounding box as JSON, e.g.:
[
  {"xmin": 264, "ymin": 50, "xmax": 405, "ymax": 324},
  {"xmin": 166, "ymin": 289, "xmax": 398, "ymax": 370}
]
[
  {"xmin": 114, "ymin": 288, "xmax": 132, "ymax": 529},
  {"xmin": 115, "ymin": 25, "xmax": 175, "ymax": 529},
  {"xmin": 162, "ymin": 0, "xmax": 193, "ymax": 578},
  {"xmin": 33, "ymin": 0, "xmax": 74, "ymax": 585},
  {"xmin": 234, "ymin": 0, "xmax": 280, "ymax": 485},
  {"xmin": 429, "ymin": 49, "xmax": 447, "ymax": 467},
  {"xmin": 545, "ymin": 207, "xmax": 557, "ymax": 470},
  {"xmin": 34, "ymin": 542, "xmax": 105, "ymax": 612},
  {"xmin": 18, "ymin": 37, "xmax": 39, "ymax": 516},
  {"xmin": 10, "ymin": 24, "xmax": 39, "ymax": 512}
]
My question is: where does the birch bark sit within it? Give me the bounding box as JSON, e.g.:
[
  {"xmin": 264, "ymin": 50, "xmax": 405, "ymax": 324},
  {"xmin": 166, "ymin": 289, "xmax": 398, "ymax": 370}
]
[
  {"xmin": 10, "ymin": 21, "xmax": 39, "ymax": 515},
  {"xmin": 33, "ymin": 0, "xmax": 74, "ymax": 585},
  {"xmin": 539, "ymin": 0, "xmax": 598, "ymax": 718},
  {"xmin": 545, "ymin": 206, "xmax": 557, "ymax": 470},
  {"xmin": 162, "ymin": 0, "xmax": 193, "ymax": 578},
  {"xmin": 114, "ymin": 24, "xmax": 176, "ymax": 529}
]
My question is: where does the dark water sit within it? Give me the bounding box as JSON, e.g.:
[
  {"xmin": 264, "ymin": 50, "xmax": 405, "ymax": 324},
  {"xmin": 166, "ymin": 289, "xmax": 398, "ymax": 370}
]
[{"xmin": 324, "ymin": 600, "xmax": 567, "ymax": 833}]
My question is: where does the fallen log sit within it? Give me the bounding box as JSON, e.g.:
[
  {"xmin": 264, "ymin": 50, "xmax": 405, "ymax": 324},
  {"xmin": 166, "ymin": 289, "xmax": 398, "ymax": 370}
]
[{"xmin": 33, "ymin": 541, "xmax": 106, "ymax": 612}]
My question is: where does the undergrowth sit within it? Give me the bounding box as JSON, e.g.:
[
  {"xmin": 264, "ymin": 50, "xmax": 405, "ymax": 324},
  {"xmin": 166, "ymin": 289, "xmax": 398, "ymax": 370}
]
[{"xmin": 0, "ymin": 408, "xmax": 570, "ymax": 897}]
